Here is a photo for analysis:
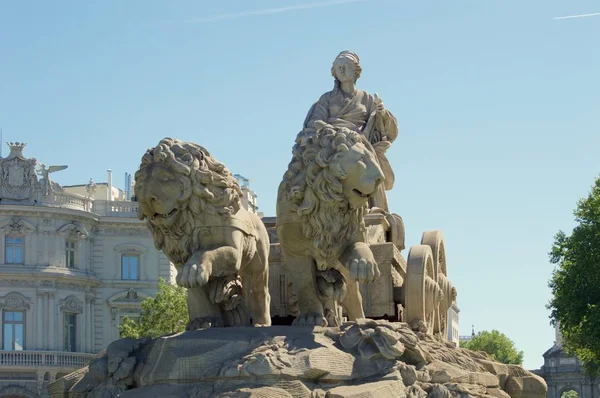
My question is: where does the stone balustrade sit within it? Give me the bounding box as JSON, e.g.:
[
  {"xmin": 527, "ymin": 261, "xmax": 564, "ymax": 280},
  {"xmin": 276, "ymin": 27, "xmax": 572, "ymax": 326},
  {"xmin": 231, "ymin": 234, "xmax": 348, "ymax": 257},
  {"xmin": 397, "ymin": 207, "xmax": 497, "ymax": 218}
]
[
  {"xmin": 53, "ymin": 193, "xmax": 92, "ymax": 212},
  {"xmin": 92, "ymin": 200, "xmax": 139, "ymax": 217},
  {"xmin": 0, "ymin": 350, "xmax": 95, "ymax": 370}
]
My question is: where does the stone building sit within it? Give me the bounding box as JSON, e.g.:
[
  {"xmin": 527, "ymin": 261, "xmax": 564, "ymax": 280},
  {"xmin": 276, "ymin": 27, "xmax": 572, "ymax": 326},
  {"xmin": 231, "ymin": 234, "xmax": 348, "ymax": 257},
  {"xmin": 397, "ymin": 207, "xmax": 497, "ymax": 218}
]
[
  {"xmin": 447, "ymin": 301, "xmax": 460, "ymax": 347},
  {"xmin": 534, "ymin": 325, "xmax": 600, "ymax": 398},
  {"xmin": 0, "ymin": 143, "xmax": 174, "ymax": 397},
  {"xmin": 234, "ymin": 174, "xmax": 260, "ymax": 216}
]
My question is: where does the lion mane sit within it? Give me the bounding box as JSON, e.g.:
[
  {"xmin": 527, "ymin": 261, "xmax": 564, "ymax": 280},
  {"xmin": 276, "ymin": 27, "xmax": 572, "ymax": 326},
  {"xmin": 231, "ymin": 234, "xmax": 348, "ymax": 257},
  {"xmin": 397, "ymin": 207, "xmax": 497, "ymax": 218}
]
[
  {"xmin": 278, "ymin": 127, "xmax": 368, "ymax": 266},
  {"xmin": 134, "ymin": 138, "xmax": 243, "ymax": 264}
]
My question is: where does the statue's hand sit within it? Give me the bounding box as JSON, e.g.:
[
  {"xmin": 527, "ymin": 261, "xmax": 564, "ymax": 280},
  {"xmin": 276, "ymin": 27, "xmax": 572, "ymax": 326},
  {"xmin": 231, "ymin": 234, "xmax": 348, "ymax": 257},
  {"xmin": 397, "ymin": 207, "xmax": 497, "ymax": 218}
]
[
  {"xmin": 176, "ymin": 256, "xmax": 212, "ymax": 288},
  {"xmin": 343, "ymin": 242, "xmax": 380, "ymax": 284}
]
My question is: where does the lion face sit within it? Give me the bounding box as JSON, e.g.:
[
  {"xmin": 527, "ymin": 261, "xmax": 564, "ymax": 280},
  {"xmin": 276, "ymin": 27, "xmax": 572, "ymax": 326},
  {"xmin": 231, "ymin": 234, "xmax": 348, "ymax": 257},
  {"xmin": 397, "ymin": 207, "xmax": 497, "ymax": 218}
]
[
  {"xmin": 338, "ymin": 141, "xmax": 384, "ymax": 208},
  {"xmin": 136, "ymin": 162, "xmax": 185, "ymax": 229}
]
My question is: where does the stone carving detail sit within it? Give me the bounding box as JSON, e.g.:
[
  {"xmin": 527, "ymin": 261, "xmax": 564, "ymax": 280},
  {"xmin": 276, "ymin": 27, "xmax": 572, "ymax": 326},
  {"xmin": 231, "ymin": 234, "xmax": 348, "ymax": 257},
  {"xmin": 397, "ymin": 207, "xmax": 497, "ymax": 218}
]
[
  {"xmin": 37, "ymin": 163, "xmax": 68, "ymax": 197},
  {"xmin": 85, "ymin": 178, "xmax": 97, "ymax": 199},
  {"xmin": 0, "ymin": 142, "xmax": 38, "ymax": 201},
  {"xmin": 0, "ymin": 292, "xmax": 32, "ymax": 310},
  {"xmin": 134, "ymin": 138, "xmax": 271, "ymax": 329},
  {"xmin": 0, "ymin": 217, "xmax": 36, "ymax": 234},
  {"xmin": 98, "ymin": 227, "xmax": 149, "ymax": 236},
  {"xmin": 0, "ymin": 279, "xmax": 36, "ymax": 288},
  {"xmin": 57, "ymin": 222, "xmax": 89, "ymax": 240},
  {"xmin": 59, "ymin": 295, "xmax": 83, "ymax": 313}
]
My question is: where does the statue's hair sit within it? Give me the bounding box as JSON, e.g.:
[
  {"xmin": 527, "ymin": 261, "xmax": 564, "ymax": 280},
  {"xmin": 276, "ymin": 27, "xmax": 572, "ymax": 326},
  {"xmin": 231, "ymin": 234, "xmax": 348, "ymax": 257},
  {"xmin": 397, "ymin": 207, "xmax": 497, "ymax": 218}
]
[
  {"xmin": 279, "ymin": 127, "xmax": 369, "ymax": 264},
  {"xmin": 134, "ymin": 138, "xmax": 242, "ymax": 264}
]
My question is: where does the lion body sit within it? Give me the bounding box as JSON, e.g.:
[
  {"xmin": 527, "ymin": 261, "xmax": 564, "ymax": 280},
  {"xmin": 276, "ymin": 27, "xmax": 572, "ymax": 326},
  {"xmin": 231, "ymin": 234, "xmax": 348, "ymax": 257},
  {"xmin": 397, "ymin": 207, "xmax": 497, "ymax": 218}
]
[
  {"xmin": 135, "ymin": 138, "xmax": 271, "ymax": 328},
  {"xmin": 276, "ymin": 128, "xmax": 383, "ymax": 326}
]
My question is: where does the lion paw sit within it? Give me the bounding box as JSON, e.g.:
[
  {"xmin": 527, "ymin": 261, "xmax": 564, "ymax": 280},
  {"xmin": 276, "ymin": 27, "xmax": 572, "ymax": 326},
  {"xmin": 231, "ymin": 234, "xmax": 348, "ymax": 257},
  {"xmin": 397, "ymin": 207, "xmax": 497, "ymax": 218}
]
[
  {"xmin": 344, "ymin": 244, "xmax": 380, "ymax": 284},
  {"xmin": 292, "ymin": 312, "xmax": 328, "ymax": 327},
  {"xmin": 186, "ymin": 317, "xmax": 224, "ymax": 331},
  {"xmin": 176, "ymin": 262, "xmax": 211, "ymax": 288}
]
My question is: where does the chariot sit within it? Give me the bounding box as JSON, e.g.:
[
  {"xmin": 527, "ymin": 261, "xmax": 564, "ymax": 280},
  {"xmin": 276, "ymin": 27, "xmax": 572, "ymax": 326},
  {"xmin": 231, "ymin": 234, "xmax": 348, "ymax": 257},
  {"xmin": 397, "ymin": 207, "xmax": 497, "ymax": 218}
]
[{"xmin": 264, "ymin": 209, "xmax": 456, "ymax": 339}]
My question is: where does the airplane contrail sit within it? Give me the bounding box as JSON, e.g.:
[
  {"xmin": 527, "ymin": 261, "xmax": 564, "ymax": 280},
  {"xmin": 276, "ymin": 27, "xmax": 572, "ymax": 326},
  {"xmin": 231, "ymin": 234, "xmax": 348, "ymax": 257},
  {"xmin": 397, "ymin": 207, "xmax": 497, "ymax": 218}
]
[
  {"xmin": 165, "ymin": 0, "xmax": 372, "ymax": 24},
  {"xmin": 554, "ymin": 12, "xmax": 600, "ymax": 20}
]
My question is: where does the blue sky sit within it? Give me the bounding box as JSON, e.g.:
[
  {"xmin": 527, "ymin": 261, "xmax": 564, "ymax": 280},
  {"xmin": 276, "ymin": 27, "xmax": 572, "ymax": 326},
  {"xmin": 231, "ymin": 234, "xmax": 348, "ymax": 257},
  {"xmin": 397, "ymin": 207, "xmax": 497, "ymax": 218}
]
[{"xmin": 1, "ymin": 0, "xmax": 599, "ymax": 369}]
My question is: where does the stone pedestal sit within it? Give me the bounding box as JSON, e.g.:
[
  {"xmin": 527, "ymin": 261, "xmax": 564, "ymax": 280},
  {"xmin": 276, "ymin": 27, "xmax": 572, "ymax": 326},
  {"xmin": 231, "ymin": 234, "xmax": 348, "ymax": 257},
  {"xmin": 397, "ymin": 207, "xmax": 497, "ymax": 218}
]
[{"xmin": 48, "ymin": 319, "xmax": 546, "ymax": 398}]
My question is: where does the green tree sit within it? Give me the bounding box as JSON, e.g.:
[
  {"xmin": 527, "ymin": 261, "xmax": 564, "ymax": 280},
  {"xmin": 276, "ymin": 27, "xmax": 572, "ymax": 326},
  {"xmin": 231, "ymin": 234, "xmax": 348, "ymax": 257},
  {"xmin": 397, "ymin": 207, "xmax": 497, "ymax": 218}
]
[
  {"xmin": 561, "ymin": 390, "xmax": 579, "ymax": 398},
  {"xmin": 461, "ymin": 330, "xmax": 524, "ymax": 365},
  {"xmin": 119, "ymin": 278, "xmax": 188, "ymax": 339},
  {"xmin": 548, "ymin": 175, "xmax": 600, "ymax": 376}
]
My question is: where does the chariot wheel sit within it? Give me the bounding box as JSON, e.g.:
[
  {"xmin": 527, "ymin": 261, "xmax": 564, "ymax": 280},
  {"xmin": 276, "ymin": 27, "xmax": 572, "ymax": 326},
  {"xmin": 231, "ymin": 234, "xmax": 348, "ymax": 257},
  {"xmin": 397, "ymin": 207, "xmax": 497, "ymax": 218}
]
[
  {"xmin": 403, "ymin": 244, "xmax": 436, "ymax": 334},
  {"xmin": 421, "ymin": 230, "xmax": 447, "ymax": 335}
]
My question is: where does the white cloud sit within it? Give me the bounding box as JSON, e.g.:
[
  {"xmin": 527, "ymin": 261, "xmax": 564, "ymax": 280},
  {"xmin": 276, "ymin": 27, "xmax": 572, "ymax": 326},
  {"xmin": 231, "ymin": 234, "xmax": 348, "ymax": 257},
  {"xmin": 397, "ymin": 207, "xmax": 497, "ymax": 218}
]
[
  {"xmin": 554, "ymin": 12, "xmax": 600, "ymax": 20},
  {"xmin": 167, "ymin": 0, "xmax": 371, "ymax": 24}
]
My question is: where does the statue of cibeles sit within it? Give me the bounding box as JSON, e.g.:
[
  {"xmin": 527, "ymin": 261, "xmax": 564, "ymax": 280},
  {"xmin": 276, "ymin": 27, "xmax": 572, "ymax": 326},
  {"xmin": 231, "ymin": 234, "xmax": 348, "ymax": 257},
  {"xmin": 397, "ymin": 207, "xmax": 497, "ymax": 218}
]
[
  {"xmin": 303, "ymin": 50, "xmax": 398, "ymax": 212},
  {"xmin": 135, "ymin": 138, "xmax": 271, "ymax": 329}
]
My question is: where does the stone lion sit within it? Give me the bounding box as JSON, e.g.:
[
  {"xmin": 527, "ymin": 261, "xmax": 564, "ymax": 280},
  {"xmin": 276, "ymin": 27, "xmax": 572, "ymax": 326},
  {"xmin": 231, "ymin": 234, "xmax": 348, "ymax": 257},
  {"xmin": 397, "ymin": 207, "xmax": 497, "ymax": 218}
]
[
  {"xmin": 276, "ymin": 127, "xmax": 384, "ymax": 326},
  {"xmin": 134, "ymin": 138, "xmax": 271, "ymax": 328}
]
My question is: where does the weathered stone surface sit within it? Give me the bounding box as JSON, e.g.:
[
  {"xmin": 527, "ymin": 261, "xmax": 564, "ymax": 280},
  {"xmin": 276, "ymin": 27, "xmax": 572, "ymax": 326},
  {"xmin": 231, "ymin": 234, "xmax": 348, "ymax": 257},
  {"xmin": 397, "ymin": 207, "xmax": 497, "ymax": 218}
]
[
  {"xmin": 50, "ymin": 320, "xmax": 546, "ymax": 398},
  {"xmin": 327, "ymin": 379, "xmax": 405, "ymax": 398},
  {"xmin": 486, "ymin": 387, "xmax": 511, "ymax": 398},
  {"xmin": 504, "ymin": 375, "xmax": 547, "ymax": 398}
]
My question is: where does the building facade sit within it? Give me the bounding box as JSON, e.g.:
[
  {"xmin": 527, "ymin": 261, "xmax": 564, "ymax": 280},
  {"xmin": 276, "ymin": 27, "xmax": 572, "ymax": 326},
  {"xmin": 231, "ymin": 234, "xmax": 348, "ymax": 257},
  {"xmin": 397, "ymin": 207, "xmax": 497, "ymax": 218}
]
[
  {"xmin": 447, "ymin": 301, "xmax": 460, "ymax": 347},
  {"xmin": 0, "ymin": 143, "xmax": 173, "ymax": 397},
  {"xmin": 534, "ymin": 326, "xmax": 600, "ymax": 398},
  {"xmin": 234, "ymin": 175, "xmax": 260, "ymax": 216}
]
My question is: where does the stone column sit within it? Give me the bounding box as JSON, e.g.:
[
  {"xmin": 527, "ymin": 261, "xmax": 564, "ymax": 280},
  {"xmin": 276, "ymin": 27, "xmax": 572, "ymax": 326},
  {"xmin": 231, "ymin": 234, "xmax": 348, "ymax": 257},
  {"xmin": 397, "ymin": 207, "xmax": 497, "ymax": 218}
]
[
  {"xmin": 48, "ymin": 292, "xmax": 56, "ymax": 350},
  {"xmin": 85, "ymin": 294, "xmax": 94, "ymax": 352},
  {"xmin": 36, "ymin": 292, "xmax": 44, "ymax": 349}
]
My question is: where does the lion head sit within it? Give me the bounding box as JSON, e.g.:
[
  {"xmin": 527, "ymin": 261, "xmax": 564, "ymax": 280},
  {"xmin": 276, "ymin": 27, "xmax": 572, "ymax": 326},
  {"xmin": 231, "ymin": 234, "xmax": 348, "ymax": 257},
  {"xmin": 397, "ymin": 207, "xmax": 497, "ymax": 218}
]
[
  {"xmin": 134, "ymin": 138, "xmax": 242, "ymax": 264},
  {"xmin": 278, "ymin": 127, "xmax": 384, "ymax": 264}
]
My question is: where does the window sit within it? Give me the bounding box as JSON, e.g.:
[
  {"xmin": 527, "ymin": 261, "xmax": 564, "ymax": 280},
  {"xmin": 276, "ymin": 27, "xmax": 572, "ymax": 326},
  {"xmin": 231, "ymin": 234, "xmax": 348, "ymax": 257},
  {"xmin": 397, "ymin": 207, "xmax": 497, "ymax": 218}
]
[
  {"xmin": 3, "ymin": 311, "xmax": 24, "ymax": 350},
  {"xmin": 121, "ymin": 254, "xmax": 139, "ymax": 280},
  {"xmin": 66, "ymin": 241, "xmax": 76, "ymax": 269},
  {"xmin": 63, "ymin": 313, "xmax": 77, "ymax": 352},
  {"xmin": 5, "ymin": 236, "xmax": 23, "ymax": 264}
]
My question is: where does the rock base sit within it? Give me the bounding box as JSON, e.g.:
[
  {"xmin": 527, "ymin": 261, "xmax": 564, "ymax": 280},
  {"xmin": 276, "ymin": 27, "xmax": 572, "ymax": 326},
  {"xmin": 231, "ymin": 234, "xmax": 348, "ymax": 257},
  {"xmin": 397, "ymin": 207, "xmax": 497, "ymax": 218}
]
[{"xmin": 48, "ymin": 320, "xmax": 546, "ymax": 398}]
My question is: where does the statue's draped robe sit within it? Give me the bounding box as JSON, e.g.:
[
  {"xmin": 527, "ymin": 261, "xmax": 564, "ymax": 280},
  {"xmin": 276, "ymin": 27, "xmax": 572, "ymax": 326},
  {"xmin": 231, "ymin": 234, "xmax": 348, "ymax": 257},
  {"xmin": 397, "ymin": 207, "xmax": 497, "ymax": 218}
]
[{"xmin": 303, "ymin": 88, "xmax": 398, "ymax": 211}]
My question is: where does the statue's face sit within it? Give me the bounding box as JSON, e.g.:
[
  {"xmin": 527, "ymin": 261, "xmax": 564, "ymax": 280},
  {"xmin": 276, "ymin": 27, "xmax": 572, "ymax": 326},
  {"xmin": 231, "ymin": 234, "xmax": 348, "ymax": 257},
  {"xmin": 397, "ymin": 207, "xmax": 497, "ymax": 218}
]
[
  {"xmin": 333, "ymin": 57, "xmax": 357, "ymax": 84},
  {"xmin": 338, "ymin": 142, "xmax": 384, "ymax": 208},
  {"xmin": 136, "ymin": 162, "xmax": 183, "ymax": 228}
]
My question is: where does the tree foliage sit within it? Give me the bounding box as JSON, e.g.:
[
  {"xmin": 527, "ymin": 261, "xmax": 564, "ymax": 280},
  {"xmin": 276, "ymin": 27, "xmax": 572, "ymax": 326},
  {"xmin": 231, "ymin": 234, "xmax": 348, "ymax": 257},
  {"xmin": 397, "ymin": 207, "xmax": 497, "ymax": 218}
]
[
  {"xmin": 119, "ymin": 278, "xmax": 188, "ymax": 339},
  {"xmin": 461, "ymin": 330, "xmax": 524, "ymax": 365},
  {"xmin": 548, "ymin": 175, "xmax": 600, "ymax": 376},
  {"xmin": 561, "ymin": 390, "xmax": 579, "ymax": 398}
]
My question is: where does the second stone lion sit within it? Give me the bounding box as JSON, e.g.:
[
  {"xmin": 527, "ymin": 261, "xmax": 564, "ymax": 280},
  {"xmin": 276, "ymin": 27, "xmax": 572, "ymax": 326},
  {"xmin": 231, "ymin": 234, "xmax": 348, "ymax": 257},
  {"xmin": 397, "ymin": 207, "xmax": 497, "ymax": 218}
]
[{"xmin": 276, "ymin": 126, "xmax": 385, "ymax": 327}]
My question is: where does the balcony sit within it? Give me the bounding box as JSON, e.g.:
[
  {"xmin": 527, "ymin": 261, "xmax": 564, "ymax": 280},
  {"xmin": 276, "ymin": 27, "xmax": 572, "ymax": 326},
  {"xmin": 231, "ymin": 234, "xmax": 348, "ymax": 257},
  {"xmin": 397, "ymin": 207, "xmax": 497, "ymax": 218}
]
[
  {"xmin": 52, "ymin": 193, "xmax": 92, "ymax": 212},
  {"xmin": 92, "ymin": 200, "xmax": 139, "ymax": 217},
  {"xmin": 0, "ymin": 350, "xmax": 96, "ymax": 372}
]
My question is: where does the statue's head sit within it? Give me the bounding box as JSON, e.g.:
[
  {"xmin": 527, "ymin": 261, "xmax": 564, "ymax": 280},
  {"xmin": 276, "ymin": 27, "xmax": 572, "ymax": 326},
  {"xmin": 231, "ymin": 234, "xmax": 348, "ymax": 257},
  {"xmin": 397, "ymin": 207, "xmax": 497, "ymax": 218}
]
[
  {"xmin": 134, "ymin": 138, "xmax": 241, "ymax": 232},
  {"xmin": 331, "ymin": 50, "xmax": 362, "ymax": 85}
]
